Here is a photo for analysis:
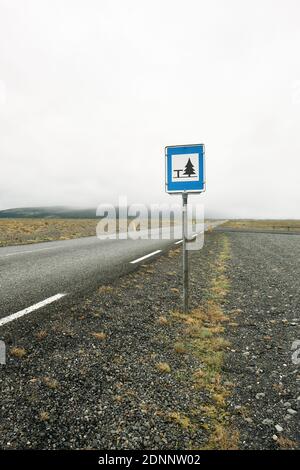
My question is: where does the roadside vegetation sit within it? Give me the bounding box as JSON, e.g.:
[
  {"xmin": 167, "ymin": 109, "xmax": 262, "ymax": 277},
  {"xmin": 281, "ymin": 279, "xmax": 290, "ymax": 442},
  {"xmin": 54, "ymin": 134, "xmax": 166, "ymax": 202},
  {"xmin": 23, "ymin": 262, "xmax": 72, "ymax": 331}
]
[
  {"xmin": 0, "ymin": 218, "xmax": 97, "ymax": 247},
  {"xmin": 169, "ymin": 235, "xmax": 239, "ymax": 449},
  {"xmin": 0, "ymin": 217, "xmax": 181, "ymax": 247},
  {"xmin": 222, "ymin": 219, "xmax": 300, "ymax": 232}
]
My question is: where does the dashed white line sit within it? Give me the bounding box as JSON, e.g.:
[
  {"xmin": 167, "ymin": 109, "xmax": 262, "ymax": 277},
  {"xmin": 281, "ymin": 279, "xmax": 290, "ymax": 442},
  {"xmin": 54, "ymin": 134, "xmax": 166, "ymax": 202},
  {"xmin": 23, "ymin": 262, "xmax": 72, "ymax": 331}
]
[
  {"xmin": 0, "ymin": 293, "xmax": 67, "ymax": 327},
  {"xmin": 130, "ymin": 250, "xmax": 162, "ymax": 264},
  {"xmin": 175, "ymin": 233, "xmax": 199, "ymax": 245}
]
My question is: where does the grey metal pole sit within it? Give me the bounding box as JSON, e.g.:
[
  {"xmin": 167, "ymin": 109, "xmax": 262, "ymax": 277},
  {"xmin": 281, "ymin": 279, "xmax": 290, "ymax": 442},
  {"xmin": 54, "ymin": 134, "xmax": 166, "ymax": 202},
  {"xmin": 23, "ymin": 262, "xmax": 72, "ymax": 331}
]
[{"xmin": 182, "ymin": 192, "xmax": 188, "ymax": 313}]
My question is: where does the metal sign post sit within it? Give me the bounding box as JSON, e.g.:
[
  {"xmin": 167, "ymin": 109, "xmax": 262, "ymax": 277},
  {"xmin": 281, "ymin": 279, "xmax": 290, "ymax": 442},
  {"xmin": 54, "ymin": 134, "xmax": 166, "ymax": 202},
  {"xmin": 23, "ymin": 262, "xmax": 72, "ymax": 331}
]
[
  {"xmin": 182, "ymin": 192, "xmax": 188, "ymax": 313},
  {"xmin": 165, "ymin": 144, "xmax": 205, "ymax": 313}
]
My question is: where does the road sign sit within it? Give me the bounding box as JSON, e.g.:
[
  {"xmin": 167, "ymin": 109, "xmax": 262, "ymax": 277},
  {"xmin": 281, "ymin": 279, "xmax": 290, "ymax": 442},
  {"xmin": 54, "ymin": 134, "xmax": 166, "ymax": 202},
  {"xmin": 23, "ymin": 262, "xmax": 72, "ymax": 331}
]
[
  {"xmin": 165, "ymin": 144, "xmax": 205, "ymax": 194},
  {"xmin": 165, "ymin": 143, "xmax": 206, "ymax": 313}
]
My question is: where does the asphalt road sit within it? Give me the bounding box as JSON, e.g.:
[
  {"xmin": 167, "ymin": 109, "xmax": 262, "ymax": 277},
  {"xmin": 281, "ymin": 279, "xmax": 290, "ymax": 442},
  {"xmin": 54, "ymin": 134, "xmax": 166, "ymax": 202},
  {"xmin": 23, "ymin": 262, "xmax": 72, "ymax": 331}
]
[{"xmin": 0, "ymin": 221, "xmax": 224, "ymax": 321}]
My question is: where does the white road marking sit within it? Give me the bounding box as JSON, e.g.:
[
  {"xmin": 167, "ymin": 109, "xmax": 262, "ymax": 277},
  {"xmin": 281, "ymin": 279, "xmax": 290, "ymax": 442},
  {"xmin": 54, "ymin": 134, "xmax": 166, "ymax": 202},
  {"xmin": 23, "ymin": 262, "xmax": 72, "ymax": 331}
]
[
  {"xmin": 175, "ymin": 234, "xmax": 197, "ymax": 244},
  {"xmin": 130, "ymin": 250, "xmax": 162, "ymax": 264},
  {"xmin": 1, "ymin": 245, "xmax": 64, "ymax": 258},
  {"xmin": 0, "ymin": 293, "xmax": 67, "ymax": 327}
]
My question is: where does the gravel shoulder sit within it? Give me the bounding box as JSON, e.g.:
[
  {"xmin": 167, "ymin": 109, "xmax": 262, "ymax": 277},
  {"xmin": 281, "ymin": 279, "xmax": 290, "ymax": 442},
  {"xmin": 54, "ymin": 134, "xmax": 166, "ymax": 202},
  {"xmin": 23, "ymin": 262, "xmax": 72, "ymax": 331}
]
[
  {"xmin": 0, "ymin": 232, "xmax": 299, "ymax": 450},
  {"xmin": 224, "ymin": 233, "xmax": 300, "ymax": 449}
]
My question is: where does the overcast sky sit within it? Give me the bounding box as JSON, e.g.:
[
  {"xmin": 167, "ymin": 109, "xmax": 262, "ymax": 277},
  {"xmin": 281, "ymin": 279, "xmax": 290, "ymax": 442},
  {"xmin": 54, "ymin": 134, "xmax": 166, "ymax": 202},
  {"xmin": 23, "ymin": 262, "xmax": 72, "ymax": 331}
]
[{"xmin": 0, "ymin": 0, "xmax": 299, "ymax": 218}]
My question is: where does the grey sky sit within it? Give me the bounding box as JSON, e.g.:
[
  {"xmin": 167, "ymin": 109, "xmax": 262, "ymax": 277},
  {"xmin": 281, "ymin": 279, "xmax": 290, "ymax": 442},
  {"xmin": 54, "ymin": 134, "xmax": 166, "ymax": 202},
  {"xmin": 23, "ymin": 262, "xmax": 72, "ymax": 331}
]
[{"xmin": 0, "ymin": 0, "xmax": 299, "ymax": 218}]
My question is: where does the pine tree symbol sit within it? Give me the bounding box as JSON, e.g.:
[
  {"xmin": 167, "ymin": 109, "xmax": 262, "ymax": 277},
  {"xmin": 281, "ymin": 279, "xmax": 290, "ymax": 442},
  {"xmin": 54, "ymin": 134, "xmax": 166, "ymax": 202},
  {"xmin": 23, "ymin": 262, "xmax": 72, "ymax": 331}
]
[{"xmin": 183, "ymin": 158, "xmax": 196, "ymax": 177}]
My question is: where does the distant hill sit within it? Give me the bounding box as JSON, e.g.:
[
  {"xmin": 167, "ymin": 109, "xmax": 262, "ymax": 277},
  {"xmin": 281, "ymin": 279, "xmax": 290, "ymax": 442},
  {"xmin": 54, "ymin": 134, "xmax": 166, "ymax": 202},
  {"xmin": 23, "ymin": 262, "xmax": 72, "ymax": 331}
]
[
  {"xmin": 0, "ymin": 205, "xmax": 219, "ymax": 220},
  {"xmin": 0, "ymin": 206, "xmax": 98, "ymax": 219},
  {"xmin": 0, "ymin": 206, "xmax": 139, "ymax": 219}
]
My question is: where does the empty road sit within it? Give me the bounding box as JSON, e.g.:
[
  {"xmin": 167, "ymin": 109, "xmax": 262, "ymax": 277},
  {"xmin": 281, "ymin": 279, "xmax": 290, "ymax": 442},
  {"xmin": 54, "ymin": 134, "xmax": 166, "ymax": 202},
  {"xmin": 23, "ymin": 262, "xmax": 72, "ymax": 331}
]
[{"xmin": 0, "ymin": 221, "xmax": 224, "ymax": 323}]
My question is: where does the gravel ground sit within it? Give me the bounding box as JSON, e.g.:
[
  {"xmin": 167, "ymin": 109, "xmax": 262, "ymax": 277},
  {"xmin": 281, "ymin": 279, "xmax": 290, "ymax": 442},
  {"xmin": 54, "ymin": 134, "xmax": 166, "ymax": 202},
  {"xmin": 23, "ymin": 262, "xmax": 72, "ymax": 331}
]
[
  {"xmin": 224, "ymin": 233, "xmax": 300, "ymax": 449},
  {"xmin": 0, "ymin": 231, "xmax": 299, "ymax": 450}
]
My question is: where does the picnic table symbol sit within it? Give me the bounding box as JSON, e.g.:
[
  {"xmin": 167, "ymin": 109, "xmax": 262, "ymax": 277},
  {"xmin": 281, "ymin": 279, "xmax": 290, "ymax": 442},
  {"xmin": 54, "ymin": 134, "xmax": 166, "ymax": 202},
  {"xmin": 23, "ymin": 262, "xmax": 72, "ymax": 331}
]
[{"xmin": 173, "ymin": 158, "xmax": 196, "ymax": 179}]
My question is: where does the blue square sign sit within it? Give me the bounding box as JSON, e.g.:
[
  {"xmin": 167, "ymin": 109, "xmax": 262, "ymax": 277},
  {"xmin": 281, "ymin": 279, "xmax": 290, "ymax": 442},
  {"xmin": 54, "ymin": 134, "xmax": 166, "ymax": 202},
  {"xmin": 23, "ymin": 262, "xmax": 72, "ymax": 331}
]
[{"xmin": 165, "ymin": 144, "xmax": 205, "ymax": 193}]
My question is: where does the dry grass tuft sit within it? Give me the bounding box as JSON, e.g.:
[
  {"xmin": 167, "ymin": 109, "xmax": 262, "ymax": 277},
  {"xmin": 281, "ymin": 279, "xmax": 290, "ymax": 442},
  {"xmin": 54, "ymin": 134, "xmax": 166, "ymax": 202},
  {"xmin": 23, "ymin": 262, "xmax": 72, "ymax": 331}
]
[
  {"xmin": 203, "ymin": 424, "xmax": 239, "ymax": 450},
  {"xmin": 168, "ymin": 248, "xmax": 180, "ymax": 258},
  {"xmin": 213, "ymin": 392, "xmax": 227, "ymax": 407},
  {"xmin": 91, "ymin": 332, "xmax": 107, "ymax": 340},
  {"xmin": 10, "ymin": 347, "xmax": 26, "ymax": 358},
  {"xmin": 39, "ymin": 411, "xmax": 50, "ymax": 421},
  {"xmin": 206, "ymin": 301, "xmax": 229, "ymax": 322},
  {"xmin": 170, "ymin": 287, "xmax": 180, "ymax": 293},
  {"xmin": 276, "ymin": 436, "xmax": 298, "ymax": 449},
  {"xmin": 142, "ymin": 267, "xmax": 155, "ymax": 274},
  {"xmin": 157, "ymin": 316, "xmax": 168, "ymax": 325},
  {"xmin": 36, "ymin": 330, "xmax": 48, "ymax": 340},
  {"xmin": 168, "ymin": 411, "xmax": 191, "ymax": 429},
  {"xmin": 193, "ymin": 368, "xmax": 206, "ymax": 380},
  {"xmin": 98, "ymin": 285, "xmax": 114, "ymax": 294},
  {"xmin": 114, "ymin": 395, "xmax": 123, "ymax": 403},
  {"xmin": 174, "ymin": 342, "xmax": 186, "ymax": 354},
  {"xmin": 42, "ymin": 377, "xmax": 59, "ymax": 389},
  {"xmin": 184, "ymin": 316, "xmax": 198, "ymax": 325},
  {"xmin": 156, "ymin": 362, "xmax": 171, "ymax": 373}
]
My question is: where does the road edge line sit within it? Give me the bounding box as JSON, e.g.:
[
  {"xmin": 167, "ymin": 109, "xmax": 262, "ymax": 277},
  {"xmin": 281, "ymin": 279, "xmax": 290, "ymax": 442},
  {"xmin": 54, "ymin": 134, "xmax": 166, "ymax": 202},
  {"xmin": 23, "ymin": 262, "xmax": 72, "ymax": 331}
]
[
  {"xmin": 0, "ymin": 293, "xmax": 67, "ymax": 327},
  {"xmin": 130, "ymin": 250, "xmax": 162, "ymax": 264}
]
